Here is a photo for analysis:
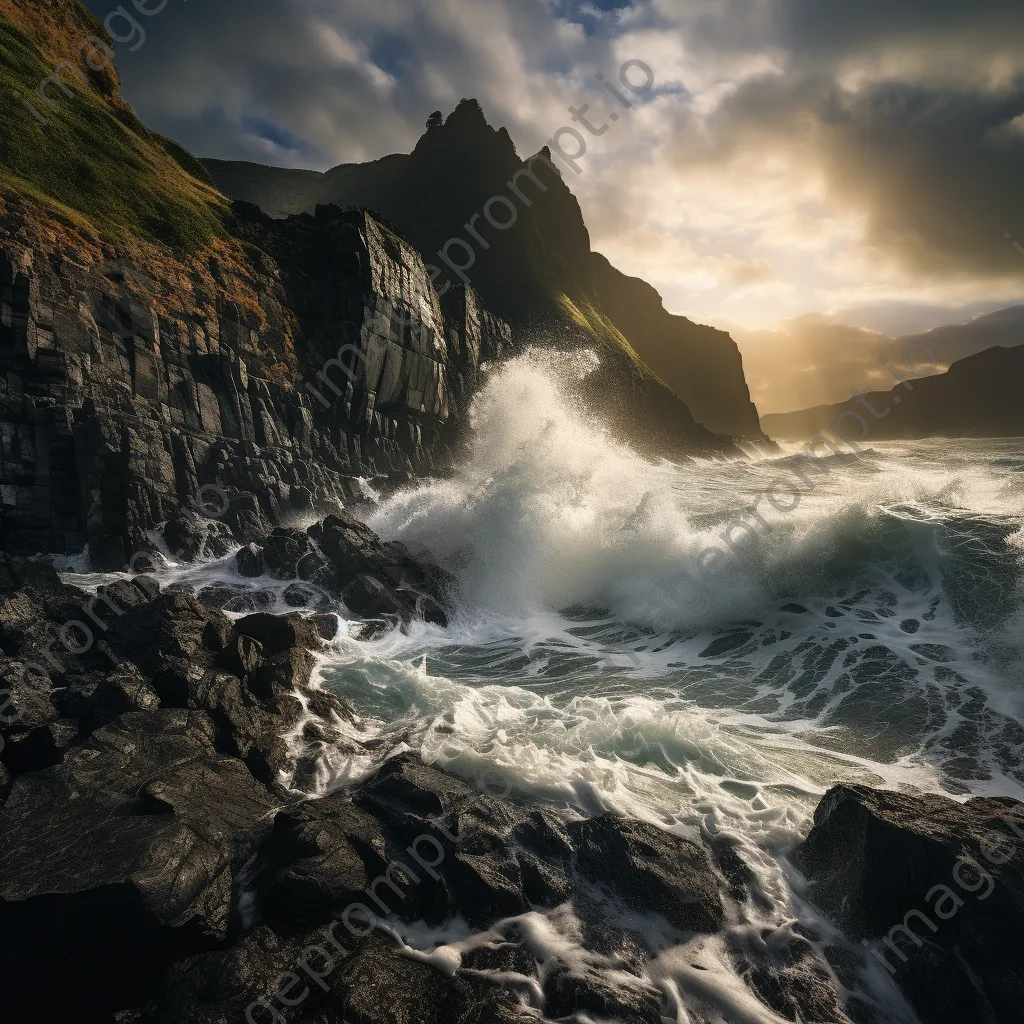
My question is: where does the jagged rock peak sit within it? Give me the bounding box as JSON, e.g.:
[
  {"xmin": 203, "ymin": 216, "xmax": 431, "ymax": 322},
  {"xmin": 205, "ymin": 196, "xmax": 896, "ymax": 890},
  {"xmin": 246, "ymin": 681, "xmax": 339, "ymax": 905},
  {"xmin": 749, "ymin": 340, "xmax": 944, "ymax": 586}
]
[{"xmin": 413, "ymin": 98, "xmax": 517, "ymax": 158}]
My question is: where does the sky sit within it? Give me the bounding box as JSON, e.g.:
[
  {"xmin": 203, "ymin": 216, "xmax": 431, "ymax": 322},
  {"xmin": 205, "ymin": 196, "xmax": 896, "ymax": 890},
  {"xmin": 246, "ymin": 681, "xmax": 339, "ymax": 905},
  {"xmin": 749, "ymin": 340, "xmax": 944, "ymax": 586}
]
[{"xmin": 84, "ymin": 0, "xmax": 1024, "ymax": 412}]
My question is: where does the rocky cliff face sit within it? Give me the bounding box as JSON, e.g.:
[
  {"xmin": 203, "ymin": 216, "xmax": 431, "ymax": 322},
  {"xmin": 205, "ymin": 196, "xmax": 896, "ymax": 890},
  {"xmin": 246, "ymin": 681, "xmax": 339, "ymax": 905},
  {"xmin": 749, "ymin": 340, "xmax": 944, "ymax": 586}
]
[
  {"xmin": 0, "ymin": 194, "xmax": 510, "ymax": 564},
  {"xmin": 205, "ymin": 100, "xmax": 765, "ymax": 444},
  {"xmin": 0, "ymin": 0, "xmax": 740, "ymax": 567},
  {"xmin": 590, "ymin": 253, "xmax": 762, "ymax": 437}
]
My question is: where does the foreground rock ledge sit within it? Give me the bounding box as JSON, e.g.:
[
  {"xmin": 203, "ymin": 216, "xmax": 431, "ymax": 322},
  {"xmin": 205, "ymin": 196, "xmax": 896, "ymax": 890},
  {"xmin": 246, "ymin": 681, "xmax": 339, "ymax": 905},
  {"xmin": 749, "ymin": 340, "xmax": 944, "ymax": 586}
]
[
  {"xmin": 2, "ymin": 553, "xmax": 1021, "ymax": 1023},
  {"xmin": 797, "ymin": 784, "xmax": 1024, "ymax": 1024}
]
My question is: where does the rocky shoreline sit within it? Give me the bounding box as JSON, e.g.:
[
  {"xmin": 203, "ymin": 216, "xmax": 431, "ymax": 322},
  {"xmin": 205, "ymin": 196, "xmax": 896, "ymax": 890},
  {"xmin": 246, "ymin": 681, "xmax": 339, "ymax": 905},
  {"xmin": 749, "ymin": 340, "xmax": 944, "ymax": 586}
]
[{"xmin": 0, "ymin": 505, "xmax": 1021, "ymax": 1024}]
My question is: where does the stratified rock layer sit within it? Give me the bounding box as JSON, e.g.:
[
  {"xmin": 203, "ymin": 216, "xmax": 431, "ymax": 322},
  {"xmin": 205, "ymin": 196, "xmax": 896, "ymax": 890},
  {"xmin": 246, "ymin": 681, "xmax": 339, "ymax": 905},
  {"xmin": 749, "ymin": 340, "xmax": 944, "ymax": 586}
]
[{"xmin": 0, "ymin": 201, "xmax": 511, "ymax": 565}]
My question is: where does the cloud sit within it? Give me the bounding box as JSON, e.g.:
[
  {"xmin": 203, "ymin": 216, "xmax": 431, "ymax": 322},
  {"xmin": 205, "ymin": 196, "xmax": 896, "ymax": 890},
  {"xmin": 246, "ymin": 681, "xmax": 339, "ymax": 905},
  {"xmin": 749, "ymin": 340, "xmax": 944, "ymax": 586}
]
[
  {"xmin": 80, "ymin": 0, "xmax": 1024, "ymax": 332},
  {"xmin": 726, "ymin": 256, "xmax": 774, "ymax": 287},
  {"xmin": 735, "ymin": 304, "xmax": 1024, "ymax": 414}
]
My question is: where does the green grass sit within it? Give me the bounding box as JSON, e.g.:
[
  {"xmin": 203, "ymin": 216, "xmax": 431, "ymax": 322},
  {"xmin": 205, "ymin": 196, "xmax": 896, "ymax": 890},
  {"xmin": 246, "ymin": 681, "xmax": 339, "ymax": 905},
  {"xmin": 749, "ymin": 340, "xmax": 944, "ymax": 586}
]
[{"xmin": 0, "ymin": 17, "xmax": 225, "ymax": 249}]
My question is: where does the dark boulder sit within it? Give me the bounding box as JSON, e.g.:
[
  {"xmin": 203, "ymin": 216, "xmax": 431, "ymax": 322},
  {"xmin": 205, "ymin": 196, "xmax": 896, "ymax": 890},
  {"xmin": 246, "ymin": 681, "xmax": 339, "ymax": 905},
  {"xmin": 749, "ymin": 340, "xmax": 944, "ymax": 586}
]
[
  {"xmin": 251, "ymin": 646, "xmax": 315, "ymax": 701},
  {"xmin": 139, "ymin": 927, "xmax": 534, "ymax": 1024},
  {"xmin": 235, "ymin": 512, "xmax": 455, "ymax": 625},
  {"xmin": 0, "ymin": 710, "xmax": 277, "ymax": 1021},
  {"xmin": 543, "ymin": 966, "xmax": 663, "ymax": 1023},
  {"xmin": 107, "ymin": 593, "xmax": 231, "ymax": 705},
  {"xmin": 234, "ymin": 612, "xmax": 325, "ymax": 659},
  {"xmin": 216, "ymin": 634, "xmax": 265, "ymax": 680},
  {"xmin": 235, "ymin": 543, "xmax": 265, "ymax": 578},
  {"xmin": 342, "ymin": 573, "xmax": 404, "ymax": 618},
  {"xmin": 568, "ymin": 815, "xmax": 725, "ymax": 934},
  {"xmin": 332, "ymin": 932, "xmax": 533, "ymax": 1024},
  {"xmin": 197, "ymin": 582, "xmax": 251, "ymax": 609},
  {"xmin": 163, "ymin": 509, "xmax": 237, "ymax": 563},
  {"xmin": 0, "ymin": 560, "xmax": 162, "ymax": 779},
  {"xmin": 307, "ymin": 513, "xmax": 454, "ymax": 625},
  {"xmin": 261, "ymin": 527, "xmax": 324, "ymax": 580},
  {"xmin": 727, "ymin": 924, "xmax": 856, "ymax": 1024},
  {"xmin": 223, "ymin": 588, "xmax": 280, "ymax": 614},
  {"xmin": 254, "ymin": 796, "xmax": 380, "ymax": 929},
  {"xmin": 0, "ymin": 655, "xmax": 56, "ymax": 733},
  {"xmin": 797, "ymin": 785, "xmax": 1024, "ymax": 1024},
  {"xmin": 283, "ymin": 580, "xmax": 328, "ymax": 609}
]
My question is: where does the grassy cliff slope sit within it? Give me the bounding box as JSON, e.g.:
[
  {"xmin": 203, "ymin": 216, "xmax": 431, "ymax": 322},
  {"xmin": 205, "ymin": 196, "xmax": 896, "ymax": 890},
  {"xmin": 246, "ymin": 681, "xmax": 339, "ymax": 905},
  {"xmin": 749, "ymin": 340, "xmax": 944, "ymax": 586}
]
[{"xmin": 0, "ymin": 0, "xmax": 225, "ymax": 249}]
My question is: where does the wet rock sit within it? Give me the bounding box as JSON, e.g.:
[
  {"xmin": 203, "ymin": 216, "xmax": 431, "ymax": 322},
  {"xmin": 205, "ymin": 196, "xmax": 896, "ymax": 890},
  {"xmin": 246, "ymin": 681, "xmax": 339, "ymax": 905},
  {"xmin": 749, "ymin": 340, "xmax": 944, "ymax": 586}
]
[
  {"xmin": 729, "ymin": 924, "xmax": 856, "ymax": 1024},
  {"xmin": 235, "ymin": 543, "xmax": 265, "ymax": 578},
  {"xmin": 282, "ymin": 581, "xmax": 326, "ymax": 609},
  {"xmin": 306, "ymin": 513, "xmax": 454, "ymax": 625},
  {"xmin": 311, "ymin": 613, "xmax": 341, "ymax": 641},
  {"xmin": 163, "ymin": 509, "xmax": 236, "ymax": 563},
  {"xmin": 0, "ymin": 555, "xmax": 99, "ymax": 672},
  {"xmin": 261, "ymin": 528, "xmax": 322, "ymax": 580},
  {"xmin": 254, "ymin": 796, "xmax": 380, "ymax": 928},
  {"xmin": 343, "ymin": 573, "xmax": 404, "ymax": 618},
  {"xmin": 107, "ymin": 593, "xmax": 230, "ymax": 705},
  {"xmin": 232, "ymin": 544, "xmax": 264, "ymax": 577},
  {"xmin": 0, "ymin": 656, "xmax": 56, "ymax": 734},
  {"xmin": 568, "ymin": 815, "xmax": 725, "ymax": 934},
  {"xmin": 216, "ymin": 634, "xmax": 265, "ymax": 680},
  {"xmin": 234, "ymin": 513, "xmax": 454, "ymax": 625},
  {"xmin": 333, "ymin": 932, "xmax": 532, "ymax": 1024},
  {"xmin": 220, "ymin": 491, "xmax": 273, "ymax": 546},
  {"xmin": 0, "ymin": 710, "xmax": 277, "ymax": 1022},
  {"xmin": 0, "ymin": 552, "xmax": 84, "ymax": 613},
  {"xmin": 356, "ymin": 752, "xmax": 475, "ymax": 828},
  {"xmin": 798, "ymin": 785, "xmax": 1024, "ymax": 1024},
  {"xmin": 57, "ymin": 658, "xmax": 162, "ymax": 723},
  {"xmin": 251, "ymin": 647, "xmax": 315, "ymax": 701},
  {"xmin": 140, "ymin": 927, "xmax": 533, "ymax": 1024},
  {"xmin": 234, "ymin": 612, "xmax": 324, "ymax": 659},
  {"xmin": 197, "ymin": 582, "xmax": 250, "ymax": 609},
  {"xmin": 544, "ymin": 967, "xmax": 663, "ymax": 1023},
  {"xmin": 136, "ymin": 925, "xmax": 323, "ymax": 1024},
  {"xmin": 0, "ymin": 560, "xmax": 162, "ymax": 776},
  {"xmin": 223, "ymin": 588, "xmax": 279, "ymax": 614}
]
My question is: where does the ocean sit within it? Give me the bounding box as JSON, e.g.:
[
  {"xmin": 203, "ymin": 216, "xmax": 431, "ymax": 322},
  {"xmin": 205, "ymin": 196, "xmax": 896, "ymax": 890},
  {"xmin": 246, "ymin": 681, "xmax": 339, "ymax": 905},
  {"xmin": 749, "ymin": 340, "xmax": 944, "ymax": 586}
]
[{"xmin": 60, "ymin": 350, "xmax": 1024, "ymax": 1022}]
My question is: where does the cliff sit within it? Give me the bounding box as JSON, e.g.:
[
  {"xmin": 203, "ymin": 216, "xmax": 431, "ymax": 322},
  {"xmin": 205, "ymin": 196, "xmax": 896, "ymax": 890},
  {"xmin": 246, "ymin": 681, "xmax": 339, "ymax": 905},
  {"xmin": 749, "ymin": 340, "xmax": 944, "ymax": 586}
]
[
  {"xmin": 0, "ymin": 0, "xmax": 512, "ymax": 563},
  {"xmin": 0, "ymin": 194, "xmax": 510, "ymax": 565},
  {"xmin": 205, "ymin": 100, "xmax": 765, "ymax": 442},
  {"xmin": 761, "ymin": 344, "xmax": 1024, "ymax": 442},
  {"xmin": 0, "ymin": 0, "xmax": 746, "ymax": 563},
  {"xmin": 590, "ymin": 253, "xmax": 761, "ymax": 437}
]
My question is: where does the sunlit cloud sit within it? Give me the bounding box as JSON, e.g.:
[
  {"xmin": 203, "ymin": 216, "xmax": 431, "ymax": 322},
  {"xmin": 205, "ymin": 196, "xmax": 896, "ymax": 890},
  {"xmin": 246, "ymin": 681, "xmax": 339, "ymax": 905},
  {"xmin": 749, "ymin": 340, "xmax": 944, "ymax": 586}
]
[{"xmin": 87, "ymin": 0, "xmax": 1024, "ymax": 358}]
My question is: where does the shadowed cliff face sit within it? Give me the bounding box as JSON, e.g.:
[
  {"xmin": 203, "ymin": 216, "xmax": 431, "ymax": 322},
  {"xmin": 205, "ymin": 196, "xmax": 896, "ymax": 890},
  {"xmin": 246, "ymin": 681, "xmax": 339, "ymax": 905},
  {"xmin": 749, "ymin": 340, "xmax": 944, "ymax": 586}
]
[
  {"xmin": 590, "ymin": 254, "xmax": 761, "ymax": 438},
  {"xmin": 0, "ymin": 0, "xmax": 744, "ymax": 564},
  {"xmin": 204, "ymin": 100, "xmax": 765, "ymax": 442},
  {"xmin": 0, "ymin": 197, "xmax": 511, "ymax": 563}
]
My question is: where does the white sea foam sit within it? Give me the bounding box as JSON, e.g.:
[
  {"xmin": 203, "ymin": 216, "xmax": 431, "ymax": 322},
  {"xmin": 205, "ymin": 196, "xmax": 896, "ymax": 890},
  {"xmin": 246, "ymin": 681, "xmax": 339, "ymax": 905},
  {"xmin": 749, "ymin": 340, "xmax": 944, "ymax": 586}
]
[
  {"xmin": 53, "ymin": 349, "xmax": 1024, "ymax": 1022},
  {"xmin": 307, "ymin": 350, "xmax": 1024, "ymax": 1019}
]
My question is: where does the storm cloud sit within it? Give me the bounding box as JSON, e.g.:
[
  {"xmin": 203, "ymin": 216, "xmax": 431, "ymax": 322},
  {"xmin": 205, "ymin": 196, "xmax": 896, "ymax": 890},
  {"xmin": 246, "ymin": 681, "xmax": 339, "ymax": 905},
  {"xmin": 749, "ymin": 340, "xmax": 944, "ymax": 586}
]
[{"xmin": 82, "ymin": 0, "xmax": 1024, "ymax": 385}]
